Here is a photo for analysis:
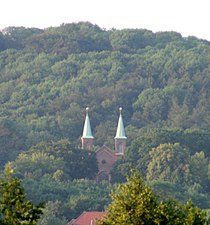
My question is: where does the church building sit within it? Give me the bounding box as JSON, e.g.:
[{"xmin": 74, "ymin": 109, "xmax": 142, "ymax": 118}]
[{"xmin": 81, "ymin": 107, "xmax": 127, "ymax": 182}]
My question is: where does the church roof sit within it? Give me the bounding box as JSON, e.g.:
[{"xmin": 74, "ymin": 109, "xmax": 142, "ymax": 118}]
[
  {"xmin": 96, "ymin": 145, "xmax": 118, "ymax": 158},
  {"xmin": 115, "ymin": 107, "xmax": 127, "ymax": 139},
  {"xmin": 82, "ymin": 108, "xmax": 94, "ymax": 139}
]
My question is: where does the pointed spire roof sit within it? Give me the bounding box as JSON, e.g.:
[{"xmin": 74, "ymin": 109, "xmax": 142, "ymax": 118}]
[
  {"xmin": 115, "ymin": 107, "xmax": 127, "ymax": 139},
  {"xmin": 82, "ymin": 107, "xmax": 94, "ymax": 139}
]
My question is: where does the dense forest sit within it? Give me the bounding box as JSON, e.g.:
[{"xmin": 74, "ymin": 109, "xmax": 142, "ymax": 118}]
[{"xmin": 0, "ymin": 22, "xmax": 209, "ymax": 224}]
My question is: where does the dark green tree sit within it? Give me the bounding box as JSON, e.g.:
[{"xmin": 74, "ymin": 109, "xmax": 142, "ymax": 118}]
[{"xmin": 37, "ymin": 201, "xmax": 67, "ymax": 225}]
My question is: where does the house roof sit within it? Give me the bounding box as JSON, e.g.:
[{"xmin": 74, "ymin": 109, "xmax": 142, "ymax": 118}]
[{"xmin": 68, "ymin": 211, "xmax": 106, "ymax": 225}]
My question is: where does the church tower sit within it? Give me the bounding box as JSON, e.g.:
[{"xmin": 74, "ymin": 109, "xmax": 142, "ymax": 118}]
[
  {"xmin": 114, "ymin": 107, "xmax": 127, "ymax": 156},
  {"xmin": 81, "ymin": 107, "xmax": 94, "ymax": 150}
]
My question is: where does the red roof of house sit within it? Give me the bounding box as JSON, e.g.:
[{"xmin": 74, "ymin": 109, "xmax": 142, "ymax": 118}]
[{"xmin": 67, "ymin": 212, "xmax": 106, "ymax": 225}]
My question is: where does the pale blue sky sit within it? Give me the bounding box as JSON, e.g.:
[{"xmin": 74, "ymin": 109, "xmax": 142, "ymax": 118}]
[{"xmin": 1, "ymin": 0, "xmax": 209, "ymax": 40}]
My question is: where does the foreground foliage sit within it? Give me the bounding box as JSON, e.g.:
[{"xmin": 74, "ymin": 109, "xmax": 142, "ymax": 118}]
[
  {"xmin": 98, "ymin": 171, "xmax": 209, "ymax": 225},
  {"xmin": 0, "ymin": 166, "xmax": 44, "ymax": 225}
]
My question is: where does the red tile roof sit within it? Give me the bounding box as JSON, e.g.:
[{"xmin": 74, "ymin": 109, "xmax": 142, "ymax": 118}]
[{"xmin": 67, "ymin": 211, "xmax": 106, "ymax": 225}]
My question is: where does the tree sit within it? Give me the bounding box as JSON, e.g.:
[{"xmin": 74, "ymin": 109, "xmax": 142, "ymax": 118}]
[
  {"xmin": 0, "ymin": 165, "xmax": 44, "ymax": 225},
  {"xmin": 0, "ymin": 118, "xmax": 27, "ymax": 169},
  {"xmin": 37, "ymin": 201, "xmax": 67, "ymax": 225},
  {"xmin": 98, "ymin": 171, "xmax": 158, "ymax": 225},
  {"xmin": 189, "ymin": 151, "xmax": 209, "ymax": 188},
  {"xmin": 146, "ymin": 143, "xmax": 190, "ymax": 184},
  {"xmin": 97, "ymin": 171, "xmax": 209, "ymax": 225},
  {"xmin": 13, "ymin": 140, "xmax": 98, "ymax": 181},
  {"xmin": 13, "ymin": 151, "xmax": 65, "ymax": 181},
  {"xmin": 110, "ymin": 159, "xmax": 132, "ymax": 183}
]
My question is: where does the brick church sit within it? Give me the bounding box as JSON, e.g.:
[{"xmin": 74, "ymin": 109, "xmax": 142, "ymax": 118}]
[{"xmin": 81, "ymin": 107, "xmax": 127, "ymax": 182}]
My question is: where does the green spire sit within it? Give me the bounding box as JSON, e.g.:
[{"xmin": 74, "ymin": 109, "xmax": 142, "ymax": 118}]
[
  {"xmin": 115, "ymin": 107, "xmax": 127, "ymax": 139},
  {"xmin": 82, "ymin": 107, "xmax": 94, "ymax": 139}
]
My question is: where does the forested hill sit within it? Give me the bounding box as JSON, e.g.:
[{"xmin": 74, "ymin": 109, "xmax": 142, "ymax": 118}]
[
  {"xmin": 0, "ymin": 22, "xmax": 210, "ymax": 223},
  {"xmin": 0, "ymin": 21, "xmax": 209, "ymax": 162}
]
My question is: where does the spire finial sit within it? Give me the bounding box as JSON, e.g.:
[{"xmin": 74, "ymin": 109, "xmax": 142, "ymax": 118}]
[
  {"xmin": 86, "ymin": 107, "xmax": 89, "ymax": 113},
  {"xmin": 119, "ymin": 107, "xmax": 122, "ymax": 114}
]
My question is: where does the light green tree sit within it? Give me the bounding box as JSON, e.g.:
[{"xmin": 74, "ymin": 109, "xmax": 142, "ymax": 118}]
[
  {"xmin": 97, "ymin": 171, "xmax": 209, "ymax": 225},
  {"xmin": 98, "ymin": 171, "xmax": 158, "ymax": 225},
  {"xmin": 146, "ymin": 143, "xmax": 190, "ymax": 184}
]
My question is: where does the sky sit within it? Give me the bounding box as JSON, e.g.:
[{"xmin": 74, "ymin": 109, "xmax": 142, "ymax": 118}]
[{"xmin": 0, "ymin": 0, "xmax": 209, "ymax": 40}]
